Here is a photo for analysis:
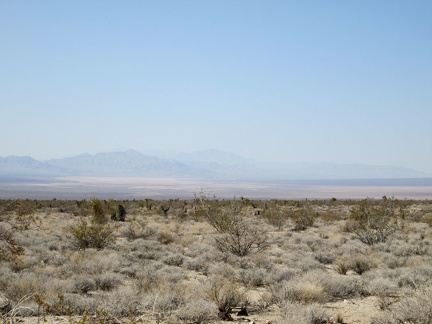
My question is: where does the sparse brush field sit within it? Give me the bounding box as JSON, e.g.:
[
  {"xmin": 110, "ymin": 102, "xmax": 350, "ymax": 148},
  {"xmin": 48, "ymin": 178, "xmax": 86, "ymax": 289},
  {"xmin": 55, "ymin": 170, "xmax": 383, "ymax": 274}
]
[{"xmin": 1, "ymin": 196, "xmax": 432, "ymax": 324}]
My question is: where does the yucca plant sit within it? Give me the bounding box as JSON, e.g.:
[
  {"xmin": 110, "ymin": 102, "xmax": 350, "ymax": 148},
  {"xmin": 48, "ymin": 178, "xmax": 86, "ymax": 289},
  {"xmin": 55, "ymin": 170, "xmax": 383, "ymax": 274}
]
[{"xmin": 88, "ymin": 198, "xmax": 105, "ymax": 224}]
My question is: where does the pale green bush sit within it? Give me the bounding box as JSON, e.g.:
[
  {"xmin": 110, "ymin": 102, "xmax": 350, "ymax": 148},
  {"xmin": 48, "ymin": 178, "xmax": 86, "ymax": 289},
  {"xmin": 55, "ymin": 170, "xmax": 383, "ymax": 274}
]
[{"xmin": 68, "ymin": 218, "xmax": 114, "ymax": 250}]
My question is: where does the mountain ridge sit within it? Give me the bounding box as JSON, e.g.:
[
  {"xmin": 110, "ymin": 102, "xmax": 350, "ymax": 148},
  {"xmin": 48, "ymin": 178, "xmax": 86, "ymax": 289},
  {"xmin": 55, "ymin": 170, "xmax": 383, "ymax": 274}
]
[{"xmin": 0, "ymin": 149, "xmax": 430, "ymax": 180}]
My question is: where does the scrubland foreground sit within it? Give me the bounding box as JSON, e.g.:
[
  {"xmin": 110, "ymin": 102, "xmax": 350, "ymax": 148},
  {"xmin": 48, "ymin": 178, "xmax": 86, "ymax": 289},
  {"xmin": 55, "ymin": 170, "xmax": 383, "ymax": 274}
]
[{"xmin": 1, "ymin": 195, "xmax": 432, "ymax": 324}]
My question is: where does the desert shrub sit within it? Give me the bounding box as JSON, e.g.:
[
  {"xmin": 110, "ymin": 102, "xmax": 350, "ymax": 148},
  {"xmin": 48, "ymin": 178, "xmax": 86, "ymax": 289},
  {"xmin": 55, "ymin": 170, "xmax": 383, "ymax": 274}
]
[
  {"xmin": 397, "ymin": 266, "xmax": 432, "ymax": 289},
  {"xmin": 349, "ymin": 198, "xmax": 401, "ymax": 245},
  {"xmin": 95, "ymin": 287, "xmax": 140, "ymax": 317},
  {"xmin": 176, "ymin": 299, "xmax": 218, "ymax": 323},
  {"xmin": 363, "ymin": 275, "xmax": 398, "ymax": 297},
  {"xmin": 3, "ymin": 272, "xmax": 45, "ymax": 302},
  {"xmin": 382, "ymin": 254, "xmax": 407, "ymax": 269},
  {"xmin": 314, "ymin": 248, "xmax": 336, "ymax": 264},
  {"xmin": 280, "ymin": 303, "xmax": 329, "ymax": 323},
  {"xmin": 350, "ymin": 254, "xmax": 372, "ymax": 275},
  {"xmin": 207, "ymin": 274, "xmax": 245, "ymax": 313},
  {"xmin": 118, "ymin": 265, "xmax": 139, "ymax": 278},
  {"xmin": 184, "ymin": 241, "xmax": 224, "ymax": 263},
  {"xmin": 157, "ymin": 231, "xmax": 175, "ymax": 244},
  {"xmin": 333, "ymin": 254, "xmax": 372, "ymax": 275},
  {"xmin": 270, "ymin": 268, "xmax": 300, "ymax": 282},
  {"xmin": 59, "ymin": 293, "xmax": 97, "ymax": 315},
  {"xmin": 122, "ymin": 219, "xmax": 155, "ymax": 240},
  {"xmin": 196, "ymin": 193, "xmax": 270, "ymax": 256},
  {"xmin": 213, "ymin": 216, "xmax": 270, "ymax": 256},
  {"xmin": 68, "ymin": 218, "xmax": 114, "ymax": 250},
  {"xmin": 82, "ymin": 250, "xmax": 124, "ymax": 274},
  {"xmin": 283, "ymin": 250, "xmax": 326, "ymax": 272},
  {"xmin": 261, "ymin": 206, "xmax": 287, "ymax": 230},
  {"xmin": 207, "ymin": 262, "xmax": 237, "ymax": 283},
  {"xmin": 291, "ymin": 205, "xmax": 316, "ymax": 231},
  {"xmin": 128, "ymin": 238, "xmax": 163, "ymax": 260},
  {"xmin": 323, "ymin": 275, "xmax": 361, "ymax": 300},
  {"xmin": 73, "ymin": 276, "xmax": 96, "ymax": 294},
  {"xmin": 0, "ymin": 224, "xmax": 24, "ymax": 262},
  {"xmin": 270, "ymin": 278, "xmax": 328, "ymax": 305},
  {"xmin": 163, "ymin": 253, "xmax": 185, "ymax": 267},
  {"xmin": 94, "ymin": 273, "xmax": 121, "ymax": 291},
  {"xmin": 238, "ymin": 267, "xmax": 268, "ymax": 287},
  {"xmin": 0, "ymin": 199, "xmax": 39, "ymax": 262},
  {"xmin": 381, "ymin": 287, "xmax": 432, "ymax": 323},
  {"xmin": 139, "ymin": 281, "xmax": 186, "ymax": 316},
  {"xmin": 135, "ymin": 264, "xmax": 165, "ymax": 294}
]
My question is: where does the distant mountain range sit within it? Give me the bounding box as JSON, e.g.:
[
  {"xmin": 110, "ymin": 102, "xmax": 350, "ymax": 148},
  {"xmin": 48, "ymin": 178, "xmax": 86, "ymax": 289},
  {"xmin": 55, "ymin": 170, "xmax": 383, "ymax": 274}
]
[{"xmin": 0, "ymin": 149, "xmax": 430, "ymax": 180}]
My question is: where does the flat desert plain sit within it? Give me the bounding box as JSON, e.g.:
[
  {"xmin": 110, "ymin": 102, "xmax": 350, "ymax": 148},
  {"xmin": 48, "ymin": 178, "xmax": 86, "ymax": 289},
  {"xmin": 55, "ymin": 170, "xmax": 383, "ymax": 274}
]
[{"xmin": 1, "ymin": 176, "xmax": 432, "ymax": 200}]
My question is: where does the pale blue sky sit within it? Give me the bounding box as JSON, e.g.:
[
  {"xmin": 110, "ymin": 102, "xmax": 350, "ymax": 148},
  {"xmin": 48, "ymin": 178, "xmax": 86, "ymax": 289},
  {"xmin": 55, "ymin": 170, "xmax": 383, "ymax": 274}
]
[{"xmin": 1, "ymin": 1, "xmax": 431, "ymax": 173}]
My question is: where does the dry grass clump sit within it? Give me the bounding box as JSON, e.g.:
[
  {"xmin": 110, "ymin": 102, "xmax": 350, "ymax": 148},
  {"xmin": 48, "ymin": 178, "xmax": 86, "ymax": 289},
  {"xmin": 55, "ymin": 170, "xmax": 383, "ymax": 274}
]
[
  {"xmin": 1, "ymin": 197, "xmax": 432, "ymax": 322},
  {"xmin": 280, "ymin": 303, "xmax": 330, "ymax": 324},
  {"xmin": 176, "ymin": 299, "xmax": 218, "ymax": 323},
  {"xmin": 372, "ymin": 286, "xmax": 432, "ymax": 323}
]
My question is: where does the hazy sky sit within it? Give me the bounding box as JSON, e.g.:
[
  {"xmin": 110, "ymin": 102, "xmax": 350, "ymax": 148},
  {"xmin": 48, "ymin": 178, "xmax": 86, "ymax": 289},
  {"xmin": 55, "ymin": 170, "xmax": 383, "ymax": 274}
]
[{"xmin": 1, "ymin": 1, "xmax": 431, "ymax": 173}]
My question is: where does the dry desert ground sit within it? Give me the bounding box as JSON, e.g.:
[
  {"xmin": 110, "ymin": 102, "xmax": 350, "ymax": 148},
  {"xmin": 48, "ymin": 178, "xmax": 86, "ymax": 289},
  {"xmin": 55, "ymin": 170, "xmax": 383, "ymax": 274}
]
[{"xmin": 1, "ymin": 196, "xmax": 432, "ymax": 323}]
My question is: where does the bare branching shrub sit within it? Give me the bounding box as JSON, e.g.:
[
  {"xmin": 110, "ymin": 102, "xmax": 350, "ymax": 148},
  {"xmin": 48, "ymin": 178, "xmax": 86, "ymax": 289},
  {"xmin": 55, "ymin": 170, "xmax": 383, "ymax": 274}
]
[
  {"xmin": 0, "ymin": 199, "xmax": 39, "ymax": 262},
  {"xmin": 349, "ymin": 198, "xmax": 401, "ymax": 245},
  {"xmin": 198, "ymin": 193, "xmax": 270, "ymax": 256},
  {"xmin": 214, "ymin": 216, "xmax": 270, "ymax": 256},
  {"xmin": 68, "ymin": 218, "xmax": 114, "ymax": 250},
  {"xmin": 0, "ymin": 225, "xmax": 24, "ymax": 262}
]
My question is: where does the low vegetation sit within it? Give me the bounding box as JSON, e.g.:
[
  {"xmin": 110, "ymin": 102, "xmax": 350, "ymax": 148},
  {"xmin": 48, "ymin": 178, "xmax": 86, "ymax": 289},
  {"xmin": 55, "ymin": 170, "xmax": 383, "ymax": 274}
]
[{"xmin": 0, "ymin": 196, "xmax": 432, "ymax": 323}]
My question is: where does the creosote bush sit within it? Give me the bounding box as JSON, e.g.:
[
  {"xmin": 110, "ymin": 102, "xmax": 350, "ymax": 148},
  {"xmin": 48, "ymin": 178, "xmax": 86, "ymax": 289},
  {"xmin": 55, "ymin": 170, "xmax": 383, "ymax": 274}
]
[
  {"xmin": 68, "ymin": 218, "xmax": 114, "ymax": 250},
  {"xmin": 197, "ymin": 193, "xmax": 270, "ymax": 256},
  {"xmin": 0, "ymin": 199, "xmax": 37, "ymax": 262},
  {"xmin": 291, "ymin": 205, "xmax": 316, "ymax": 231},
  {"xmin": 349, "ymin": 197, "xmax": 401, "ymax": 245}
]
